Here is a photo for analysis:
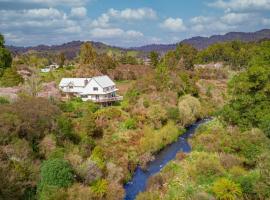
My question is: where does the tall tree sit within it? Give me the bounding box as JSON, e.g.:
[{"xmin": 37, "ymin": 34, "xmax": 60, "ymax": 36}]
[
  {"xmin": 79, "ymin": 42, "xmax": 97, "ymax": 65},
  {"xmin": 175, "ymin": 43, "xmax": 198, "ymax": 70},
  {"xmin": 58, "ymin": 52, "xmax": 65, "ymax": 67},
  {"xmin": 149, "ymin": 51, "xmax": 159, "ymax": 67},
  {"xmin": 0, "ymin": 33, "xmax": 12, "ymax": 76}
]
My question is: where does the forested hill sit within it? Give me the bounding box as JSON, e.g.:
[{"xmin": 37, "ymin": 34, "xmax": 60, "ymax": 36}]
[
  {"xmin": 182, "ymin": 29, "xmax": 270, "ymax": 49},
  {"xmin": 7, "ymin": 29, "xmax": 270, "ymax": 56},
  {"xmin": 7, "ymin": 41, "xmax": 126, "ymax": 59},
  {"xmin": 131, "ymin": 29, "xmax": 270, "ymax": 52}
]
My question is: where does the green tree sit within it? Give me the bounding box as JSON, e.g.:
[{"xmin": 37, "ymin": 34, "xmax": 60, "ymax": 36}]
[
  {"xmin": 38, "ymin": 158, "xmax": 74, "ymax": 195},
  {"xmin": 222, "ymin": 58, "xmax": 270, "ymax": 137},
  {"xmin": 149, "ymin": 51, "xmax": 159, "ymax": 67},
  {"xmin": 175, "ymin": 43, "xmax": 198, "ymax": 70},
  {"xmin": 0, "ymin": 68, "xmax": 23, "ymax": 87},
  {"xmin": 58, "ymin": 52, "xmax": 65, "ymax": 67},
  {"xmin": 79, "ymin": 42, "xmax": 97, "ymax": 65},
  {"xmin": 0, "ymin": 33, "xmax": 12, "ymax": 76}
]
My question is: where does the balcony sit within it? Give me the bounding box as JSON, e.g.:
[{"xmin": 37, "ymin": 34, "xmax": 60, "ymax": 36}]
[{"xmin": 91, "ymin": 96, "xmax": 123, "ymax": 103}]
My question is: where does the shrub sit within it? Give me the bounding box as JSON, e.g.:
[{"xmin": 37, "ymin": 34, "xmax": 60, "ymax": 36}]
[
  {"xmin": 123, "ymin": 118, "xmax": 137, "ymax": 130},
  {"xmin": 187, "ymin": 152, "xmax": 225, "ymax": 180},
  {"xmin": 140, "ymin": 121, "xmax": 181, "ymax": 154},
  {"xmin": 90, "ymin": 146, "xmax": 105, "ymax": 169},
  {"xmin": 66, "ymin": 183, "xmax": 94, "ymax": 200},
  {"xmin": 236, "ymin": 171, "xmax": 259, "ymax": 198},
  {"xmin": 147, "ymin": 105, "xmax": 168, "ymax": 129},
  {"xmin": 212, "ymin": 178, "xmax": 242, "ymax": 200},
  {"xmin": 39, "ymin": 185, "xmax": 67, "ymax": 200},
  {"xmin": 90, "ymin": 179, "xmax": 108, "ymax": 198},
  {"xmin": 106, "ymin": 181, "xmax": 125, "ymax": 200},
  {"xmin": 39, "ymin": 134, "xmax": 57, "ymax": 159},
  {"xmin": 80, "ymin": 113, "xmax": 103, "ymax": 138},
  {"xmin": 178, "ymin": 95, "xmax": 201, "ymax": 126},
  {"xmin": 166, "ymin": 107, "xmax": 180, "ymax": 122},
  {"xmin": 57, "ymin": 116, "xmax": 79, "ymax": 144},
  {"xmin": 38, "ymin": 158, "xmax": 74, "ymax": 193},
  {"xmin": 0, "ymin": 96, "xmax": 9, "ymax": 104},
  {"xmin": 77, "ymin": 159, "xmax": 102, "ymax": 185},
  {"xmin": 0, "ymin": 68, "xmax": 23, "ymax": 87},
  {"xmin": 79, "ymin": 136, "xmax": 95, "ymax": 158},
  {"xmin": 143, "ymin": 99, "xmax": 150, "ymax": 108}
]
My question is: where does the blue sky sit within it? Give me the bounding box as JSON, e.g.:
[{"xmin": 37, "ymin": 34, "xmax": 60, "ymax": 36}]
[{"xmin": 0, "ymin": 0, "xmax": 270, "ymax": 47}]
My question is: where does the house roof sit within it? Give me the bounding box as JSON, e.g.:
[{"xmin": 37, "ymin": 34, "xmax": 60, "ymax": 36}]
[
  {"xmin": 59, "ymin": 76, "xmax": 115, "ymax": 89},
  {"xmin": 59, "ymin": 78, "xmax": 91, "ymax": 87},
  {"xmin": 93, "ymin": 75, "xmax": 115, "ymax": 88}
]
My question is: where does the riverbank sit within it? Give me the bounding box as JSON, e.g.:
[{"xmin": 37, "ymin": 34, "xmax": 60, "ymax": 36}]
[{"xmin": 124, "ymin": 119, "xmax": 211, "ymax": 200}]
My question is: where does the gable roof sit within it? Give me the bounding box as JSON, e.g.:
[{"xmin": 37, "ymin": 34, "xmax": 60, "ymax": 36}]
[
  {"xmin": 93, "ymin": 75, "xmax": 115, "ymax": 88},
  {"xmin": 59, "ymin": 78, "xmax": 91, "ymax": 87}
]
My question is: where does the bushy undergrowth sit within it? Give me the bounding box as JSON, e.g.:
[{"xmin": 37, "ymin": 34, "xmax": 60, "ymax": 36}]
[{"xmin": 138, "ymin": 119, "xmax": 270, "ymax": 200}]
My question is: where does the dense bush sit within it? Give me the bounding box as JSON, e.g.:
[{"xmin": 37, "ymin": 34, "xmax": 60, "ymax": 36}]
[
  {"xmin": 0, "ymin": 97, "xmax": 60, "ymax": 146},
  {"xmin": 147, "ymin": 105, "xmax": 168, "ymax": 129},
  {"xmin": 178, "ymin": 95, "xmax": 201, "ymax": 126},
  {"xmin": 90, "ymin": 179, "xmax": 108, "ymax": 198},
  {"xmin": 123, "ymin": 118, "xmax": 137, "ymax": 130},
  {"xmin": 140, "ymin": 121, "xmax": 182, "ymax": 154},
  {"xmin": 0, "ymin": 68, "xmax": 24, "ymax": 87},
  {"xmin": 211, "ymin": 178, "xmax": 242, "ymax": 200},
  {"xmin": 38, "ymin": 158, "xmax": 74, "ymax": 194}
]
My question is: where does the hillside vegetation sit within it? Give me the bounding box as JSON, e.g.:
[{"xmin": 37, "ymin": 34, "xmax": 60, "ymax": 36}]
[{"xmin": 137, "ymin": 40, "xmax": 270, "ymax": 200}]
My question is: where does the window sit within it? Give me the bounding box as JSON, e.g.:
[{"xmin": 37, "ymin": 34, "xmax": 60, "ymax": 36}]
[{"xmin": 93, "ymin": 87, "xmax": 98, "ymax": 91}]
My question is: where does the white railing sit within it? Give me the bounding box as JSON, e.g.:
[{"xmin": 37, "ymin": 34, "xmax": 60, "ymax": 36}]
[{"xmin": 92, "ymin": 96, "xmax": 123, "ymax": 103}]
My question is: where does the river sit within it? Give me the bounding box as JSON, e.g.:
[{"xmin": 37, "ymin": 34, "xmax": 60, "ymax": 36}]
[{"xmin": 124, "ymin": 119, "xmax": 210, "ymax": 200}]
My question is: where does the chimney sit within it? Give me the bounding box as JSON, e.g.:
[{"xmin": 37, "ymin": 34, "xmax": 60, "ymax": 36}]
[{"xmin": 84, "ymin": 79, "xmax": 89, "ymax": 86}]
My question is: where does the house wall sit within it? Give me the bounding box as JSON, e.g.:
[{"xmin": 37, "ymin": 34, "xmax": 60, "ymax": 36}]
[{"xmin": 84, "ymin": 79, "xmax": 104, "ymax": 95}]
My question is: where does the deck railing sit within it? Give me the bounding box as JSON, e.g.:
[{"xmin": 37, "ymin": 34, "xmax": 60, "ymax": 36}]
[{"xmin": 92, "ymin": 96, "xmax": 123, "ymax": 103}]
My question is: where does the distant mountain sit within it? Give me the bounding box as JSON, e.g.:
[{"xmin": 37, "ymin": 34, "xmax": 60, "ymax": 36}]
[
  {"xmin": 182, "ymin": 29, "xmax": 270, "ymax": 49},
  {"xmin": 130, "ymin": 29, "xmax": 270, "ymax": 52},
  {"xmin": 7, "ymin": 29, "xmax": 270, "ymax": 57},
  {"xmin": 7, "ymin": 41, "xmax": 125, "ymax": 59}
]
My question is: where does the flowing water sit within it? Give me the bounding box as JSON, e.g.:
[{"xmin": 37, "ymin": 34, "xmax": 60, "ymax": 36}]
[{"xmin": 124, "ymin": 119, "xmax": 210, "ymax": 200}]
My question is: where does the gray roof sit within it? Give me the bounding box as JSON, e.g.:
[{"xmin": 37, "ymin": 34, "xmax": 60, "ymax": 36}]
[
  {"xmin": 59, "ymin": 78, "xmax": 91, "ymax": 87},
  {"xmin": 93, "ymin": 75, "xmax": 115, "ymax": 88}
]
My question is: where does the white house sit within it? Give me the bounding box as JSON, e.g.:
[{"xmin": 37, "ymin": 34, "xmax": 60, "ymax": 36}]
[
  {"xmin": 41, "ymin": 64, "xmax": 60, "ymax": 73},
  {"xmin": 59, "ymin": 75, "xmax": 123, "ymax": 103}
]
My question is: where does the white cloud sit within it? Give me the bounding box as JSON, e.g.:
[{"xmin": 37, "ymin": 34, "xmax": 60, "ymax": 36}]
[
  {"xmin": 190, "ymin": 15, "xmax": 236, "ymax": 35},
  {"xmin": 108, "ymin": 8, "xmax": 157, "ymax": 20},
  {"xmin": 209, "ymin": 0, "xmax": 270, "ymax": 11},
  {"xmin": 90, "ymin": 28, "xmax": 143, "ymax": 39},
  {"xmin": 91, "ymin": 7, "xmax": 157, "ymax": 27},
  {"xmin": 3, "ymin": 0, "xmax": 90, "ymax": 6},
  {"xmin": 70, "ymin": 7, "xmax": 87, "ymax": 18},
  {"xmin": 161, "ymin": 17, "xmax": 186, "ymax": 32},
  {"xmin": 262, "ymin": 18, "xmax": 270, "ymax": 25},
  {"xmin": 221, "ymin": 13, "xmax": 254, "ymax": 25}
]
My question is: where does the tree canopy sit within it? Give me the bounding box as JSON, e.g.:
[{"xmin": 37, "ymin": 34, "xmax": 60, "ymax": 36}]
[
  {"xmin": 0, "ymin": 33, "xmax": 12, "ymax": 76},
  {"xmin": 222, "ymin": 41, "xmax": 270, "ymax": 137}
]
